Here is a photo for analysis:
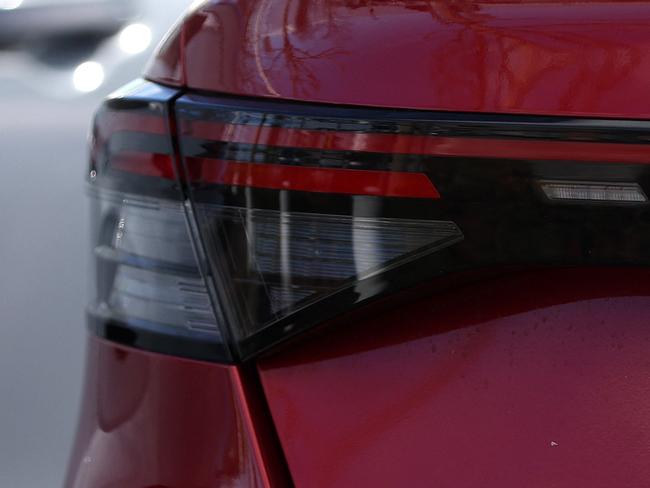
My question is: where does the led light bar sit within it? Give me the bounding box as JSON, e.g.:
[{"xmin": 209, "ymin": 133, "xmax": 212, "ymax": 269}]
[{"xmin": 541, "ymin": 181, "xmax": 647, "ymax": 203}]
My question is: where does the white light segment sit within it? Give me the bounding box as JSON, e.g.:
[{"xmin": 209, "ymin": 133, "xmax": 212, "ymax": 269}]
[{"xmin": 541, "ymin": 181, "xmax": 647, "ymax": 203}]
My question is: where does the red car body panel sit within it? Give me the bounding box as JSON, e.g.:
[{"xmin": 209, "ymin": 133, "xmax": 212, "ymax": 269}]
[
  {"xmin": 148, "ymin": 0, "xmax": 650, "ymax": 118},
  {"xmin": 258, "ymin": 268, "xmax": 650, "ymax": 487},
  {"xmin": 68, "ymin": 1, "xmax": 650, "ymax": 487},
  {"xmin": 65, "ymin": 337, "xmax": 289, "ymax": 487}
]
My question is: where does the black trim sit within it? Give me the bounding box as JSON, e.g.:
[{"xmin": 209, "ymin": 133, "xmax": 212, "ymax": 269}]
[
  {"xmin": 88, "ymin": 313, "xmax": 232, "ymax": 364},
  {"xmin": 103, "ymin": 80, "xmax": 176, "ymax": 114},
  {"xmin": 178, "ymin": 93, "xmax": 650, "ymax": 143},
  {"xmin": 237, "ymin": 363, "xmax": 296, "ymax": 487},
  {"xmin": 182, "ymin": 138, "xmax": 427, "ymax": 172}
]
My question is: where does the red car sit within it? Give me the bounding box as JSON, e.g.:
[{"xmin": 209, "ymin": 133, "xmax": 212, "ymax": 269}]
[{"xmin": 66, "ymin": 1, "xmax": 650, "ymax": 486}]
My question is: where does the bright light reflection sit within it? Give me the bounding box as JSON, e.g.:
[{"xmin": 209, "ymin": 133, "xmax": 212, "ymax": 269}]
[
  {"xmin": 0, "ymin": 0, "xmax": 23, "ymax": 10},
  {"xmin": 118, "ymin": 23, "xmax": 152, "ymax": 55},
  {"xmin": 73, "ymin": 62, "xmax": 104, "ymax": 92}
]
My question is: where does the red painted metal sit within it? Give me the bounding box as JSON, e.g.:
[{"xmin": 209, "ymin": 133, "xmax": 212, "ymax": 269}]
[
  {"xmin": 147, "ymin": 1, "xmax": 650, "ymax": 119},
  {"xmin": 65, "ymin": 336, "xmax": 289, "ymax": 487},
  {"xmin": 259, "ymin": 268, "xmax": 650, "ymax": 487},
  {"xmin": 184, "ymin": 157, "xmax": 439, "ymax": 198}
]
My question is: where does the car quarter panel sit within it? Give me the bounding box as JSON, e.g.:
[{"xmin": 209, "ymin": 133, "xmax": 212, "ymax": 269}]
[
  {"xmin": 148, "ymin": 0, "xmax": 650, "ymax": 118},
  {"xmin": 258, "ymin": 268, "xmax": 650, "ymax": 487}
]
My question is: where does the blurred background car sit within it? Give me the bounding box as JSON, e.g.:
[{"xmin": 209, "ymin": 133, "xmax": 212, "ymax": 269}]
[
  {"xmin": 0, "ymin": 0, "xmax": 134, "ymax": 48},
  {"xmin": 0, "ymin": 1, "xmax": 190, "ymax": 486}
]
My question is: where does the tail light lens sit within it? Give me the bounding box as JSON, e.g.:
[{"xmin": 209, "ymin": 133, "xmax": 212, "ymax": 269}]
[
  {"xmin": 88, "ymin": 81, "xmax": 228, "ymax": 360},
  {"xmin": 90, "ymin": 80, "xmax": 650, "ymax": 362},
  {"xmin": 191, "ymin": 206, "xmax": 460, "ymax": 347},
  {"xmin": 89, "ymin": 81, "xmax": 463, "ymax": 361}
]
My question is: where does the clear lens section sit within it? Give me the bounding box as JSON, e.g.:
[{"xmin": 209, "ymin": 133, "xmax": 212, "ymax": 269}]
[
  {"xmin": 109, "ymin": 267, "xmax": 216, "ymax": 331},
  {"xmin": 90, "ymin": 189, "xmax": 221, "ymax": 339},
  {"xmin": 195, "ymin": 204, "xmax": 462, "ymax": 338},
  {"xmin": 541, "ymin": 181, "xmax": 647, "ymax": 203}
]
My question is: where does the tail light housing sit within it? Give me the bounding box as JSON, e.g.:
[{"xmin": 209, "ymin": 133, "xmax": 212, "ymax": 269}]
[
  {"xmin": 89, "ymin": 80, "xmax": 650, "ymax": 362},
  {"xmin": 88, "ymin": 81, "xmax": 232, "ymax": 360}
]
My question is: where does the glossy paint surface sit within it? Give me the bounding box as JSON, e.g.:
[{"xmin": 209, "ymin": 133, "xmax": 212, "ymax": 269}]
[
  {"xmin": 148, "ymin": 0, "xmax": 650, "ymax": 118},
  {"xmin": 259, "ymin": 268, "xmax": 650, "ymax": 487},
  {"xmin": 65, "ymin": 336, "xmax": 288, "ymax": 487}
]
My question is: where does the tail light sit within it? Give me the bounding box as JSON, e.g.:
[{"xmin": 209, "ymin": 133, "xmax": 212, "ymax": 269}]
[
  {"xmin": 89, "ymin": 80, "xmax": 650, "ymax": 362},
  {"xmin": 88, "ymin": 81, "xmax": 229, "ymax": 360}
]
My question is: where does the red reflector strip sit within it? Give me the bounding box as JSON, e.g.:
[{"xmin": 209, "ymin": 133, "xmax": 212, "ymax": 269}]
[
  {"xmin": 185, "ymin": 157, "xmax": 440, "ymax": 199},
  {"xmin": 184, "ymin": 120, "xmax": 650, "ymax": 164},
  {"xmin": 98, "ymin": 113, "xmax": 168, "ymax": 140},
  {"xmin": 94, "ymin": 115, "xmax": 170, "ymax": 163},
  {"xmin": 110, "ymin": 151, "xmax": 176, "ymax": 179}
]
